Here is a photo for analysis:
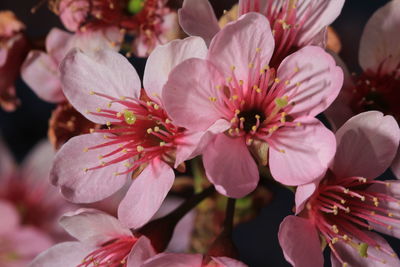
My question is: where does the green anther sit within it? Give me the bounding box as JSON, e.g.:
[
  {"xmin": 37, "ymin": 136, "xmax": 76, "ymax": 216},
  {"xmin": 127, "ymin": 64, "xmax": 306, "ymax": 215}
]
[
  {"xmin": 359, "ymin": 243, "xmax": 369, "ymax": 258},
  {"xmin": 127, "ymin": 0, "xmax": 145, "ymax": 14},
  {"xmin": 124, "ymin": 110, "xmax": 137, "ymax": 125},
  {"xmin": 275, "ymin": 97, "xmax": 288, "ymax": 108}
]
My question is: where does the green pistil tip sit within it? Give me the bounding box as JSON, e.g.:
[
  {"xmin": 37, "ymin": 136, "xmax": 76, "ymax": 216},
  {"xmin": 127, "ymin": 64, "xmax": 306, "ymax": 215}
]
[
  {"xmin": 359, "ymin": 243, "xmax": 369, "ymax": 258},
  {"xmin": 124, "ymin": 110, "xmax": 137, "ymax": 125},
  {"xmin": 275, "ymin": 97, "xmax": 288, "ymax": 108},
  {"xmin": 127, "ymin": 0, "xmax": 145, "ymax": 14}
]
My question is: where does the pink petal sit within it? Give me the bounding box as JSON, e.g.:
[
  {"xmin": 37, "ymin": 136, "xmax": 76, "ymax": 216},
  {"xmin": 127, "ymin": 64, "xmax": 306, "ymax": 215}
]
[
  {"xmin": 178, "ymin": 0, "xmax": 220, "ymax": 46},
  {"xmin": 211, "ymin": 257, "xmax": 248, "ymax": 267},
  {"xmin": 295, "ymin": 181, "xmax": 319, "ymax": 214},
  {"xmin": 30, "ymin": 241, "xmax": 95, "ymax": 267},
  {"xmin": 59, "ymin": 0, "xmax": 90, "ymax": 32},
  {"xmin": 367, "ymin": 180, "xmax": 400, "ymax": 239},
  {"xmin": 203, "ymin": 134, "xmax": 258, "ymax": 198},
  {"xmin": 21, "ymin": 51, "xmax": 65, "ymax": 103},
  {"xmin": 45, "ymin": 28, "xmax": 73, "ymax": 62},
  {"xmin": 0, "ymin": 200, "xmax": 19, "ymax": 235},
  {"xmin": 331, "ymin": 111, "xmax": 400, "ymax": 179},
  {"xmin": 174, "ymin": 119, "xmax": 231, "ymax": 167},
  {"xmin": 296, "ymin": 0, "xmax": 345, "ymax": 46},
  {"xmin": 269, "ymin": 117, "xmax": 336, "ymax": 186},
  {"xmin": 118, "ymin": 159, "xmax": 175, "ymax": 229},
  {"xmin": 144, "ymin": 36, "xmax": 207, "ymax": 102},
  {"xmin": 59, "ymin": 208, "xmax": 132, "ymax": 246},
  {"xmin": 11, "ymin": 226, "xmax": 53, "ymax": 257},
  {"xmin": 277, "ymin": 46, "xmax": 343, "ymax": 118},
  {"xmin": 330, "ymin": 231, "xmax": 399, "ymax": 267},
  {"xmin": 141, "ymin": 253, "xmax": 203, "ymax": 267},
  {"xmin": 163, "ymin": 58, "xmax": 227, "ymax": 131},
  {"xmin": 127, "ymin": 236, "xmax": 157, "ymax": 267},
  {"xmin": 278, "ymin": 215, "xmax": 324, "ymax": 267},
  {"xmin": 60, "ymin": 48, "xmax": 141, "ymax": 124},
  {"xmin": 393, "ymin": 149, "xmax": 400, "ymax": 179},
  {"xmin": 51, "ymin": 133, "xmax": 128, "ymax": 203},
  {"xmin": 69, "ymin": 27, "xmax": 123, "ymax": 54},
  {"xmin": 359, "ymin": 0, "xmax": 400, "ymax": 74},
  {"xmin": 207, "ymin": 12, "xmax": 274, "ymax": 80}
]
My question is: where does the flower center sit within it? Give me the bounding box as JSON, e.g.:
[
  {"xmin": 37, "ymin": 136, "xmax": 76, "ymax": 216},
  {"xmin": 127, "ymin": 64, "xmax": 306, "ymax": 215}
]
[
  {"xmin": 307, "ymin": 176, "xmax": 400, "ymax": 265},
  {"xmin": 237, "ymin": 109, "xmax": 266, "ymax": 133},
  {"xmin": 83, "ymin": 91, "xmax": 182, "ymax": 176},
  {"xmin": 78, "ymin": 236, "xmax": 137, "ymax": 267}
]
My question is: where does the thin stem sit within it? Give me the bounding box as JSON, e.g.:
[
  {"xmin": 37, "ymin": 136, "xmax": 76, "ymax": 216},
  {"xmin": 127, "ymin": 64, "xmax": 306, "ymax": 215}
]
[{"xmin": 223, "ymin": 198, "xmax": 236, "ymax": 235}]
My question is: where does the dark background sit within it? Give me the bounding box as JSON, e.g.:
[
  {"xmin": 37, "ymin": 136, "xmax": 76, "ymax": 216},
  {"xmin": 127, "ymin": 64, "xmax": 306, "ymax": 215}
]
[{"xmin": 0, "ymin": 0, "xmax": 398, "ymax": 266}]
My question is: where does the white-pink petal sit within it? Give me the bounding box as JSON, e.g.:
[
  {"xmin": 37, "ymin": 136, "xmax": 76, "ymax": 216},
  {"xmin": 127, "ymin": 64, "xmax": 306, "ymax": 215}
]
[
  {"xmin": 51, "ymin": 133, "xmax": 128, "ymax": 203},
  {"xmin": 144, "ymin": 36, "xmax": 207, "ymax": 103},
  {"xmin": 331, "ymin": 111, "xmax": 400, "ymax": 179},
  {"xmin": 60, "ymin": 49, "xmax": 141, "ymax": 124},
  {"xmin": 141, "ymin": 253, "xmax": 203, "ymax": 267},
  {"xmin": 277, "ymin": 46, "xmax": 343, "ymax": 118},
  {"xmin": 127, "ymin": 236, "xmax": 157, "ymax": 267},
  {"xmin": 118, "ymin": 159, "xmax": 175, "ymax": 229}
]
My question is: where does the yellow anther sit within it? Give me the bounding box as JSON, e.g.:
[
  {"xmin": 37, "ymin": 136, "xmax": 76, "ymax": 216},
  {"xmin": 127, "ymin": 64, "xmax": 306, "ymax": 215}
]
[
  {"xmin": 147, "ymin": 128, "xmax": 153, "ymax": 134},
  {"xmin": 106, "ymin": 121, "xmax": 111, "ymax": 127},
  {"xmin": 153, "ymin": 104, "xmax": 160, "ymax": 110},
  {"xmin": 256, "ymin": 47, "xmax": 261, "ymax": 53},
  {"xmin": 256, "ymin": 88, "xmax": 262, "ymax": 93},
  {"xmin": 343, "ymin": 188, "xmax": 350, "ymax": 194},
  {"xmin": 124, "ymin": 110, "xmax": 136, "ymax": 125},
  {"xmin": 340, "ymin": 199, "xmax": 346, "ymax": 204},
  {"xmin": 331, "ymin": 237, "xmax": 339, "ymax": 244},
  {"xmin": 332, "ymin": 225, "xmax": 339, "ymax": 234},
  {"xmin": 215, "ymin": 85, "xmax": 222, "ymax": 90},
  {"xmin": 235, "ymin": 128, "xmax": 240, "ymax": 133},
  {"xmin": 159, "ymin": 142, "xmax": 165, "ymax": 147},
  {"xmin": 274, "ymin": 78, "xmax": 281, "ymax": 83},
  {"xmin": 239, "ymin": 80, "xmax": 244, "ymax": 86},
  {"xmin": 232, "ymin": 95, "xmax": 239, "ymax": 100},
  {"xmin": 101, "ymin": 161, "xmax": 106, "ymax": 166},
  {"xmin": 226, "ymin": 77, "xmax": 233, "ymax": 83},
  {"xmin": 240, "ymin": 117, "xmax": 245, "ymax": 122},
  {"xmin": 235, "ymin": 109, "xmax": 240, "ymax": 114},
  {"xmin": 116, "ymin": 112, "xmax": 122, "ymax": 117},
  {"xmin": 83, "ymin": 147, "xmax": 89, "ymax": 152},
  {"xmin": 96, "ymin": 107, "xmax": 101, "ymax": 112},
  {"xmin": 124, "ymin": 162, "xmax": 131, "ymax": 168},
  {"xmin": 230, "ymin": 118, "xmax": 237, "ymax": 123},
  {"xmin": 98, "ymin": 155, "xmax": 103, "ymax": 159},
  {"xmin": 343, "ymin": 263, "xmax": 348, "ymax": 267},
  {"xmin": 296, "ymin": 122, "xmax": 302, "ymax": 127},
  {"xmin": 103, "ymin": 135, "xmax": 109, "ymax": 139},
  {"xmin": 246, "ymin": 138, "xmax": 254, "ymax": 145},
  {"xmin": 122, "ymin": 149, "xmax": 128, "ymax": 153},
  {"xmin": 388, "ymin": 213, "xmax": 394, "ymax": 217},
  {"xmin": 373, "ymin": 197, "xmax": 378, "ymax": 202},
  {"xmin": 345, "ymin": 207, "xmax": 350, "ymax": 213},
  {"xmin": 358, "ymin": 177, "xmax": 367, "ymax": 183},
  {"xmin": 230, "ymin": 65, "xmax": 236, "ymax": 71},
  {"xmin": 154, "ymin": 126, "xmax": 160, "ymax": 132},
  {"xmin": 152, "ymin": 93, "xmax": 159, "ymax": 97},
  {"xmin": 264, "ymin": 65, "xmax": 270, "ymax": 70},
  {"xmin": 228, "ymin": 128, "xmax": 234, "ymax": 135},
  {"xmin": 343, "ymin": 235, "xmax": 349, "ymax": 241},
  {"xmin": 248, "ymin": 63, "xmax": 254, "ymax": 69},
  {"xmin": 296, "ymin": 82, "xmax": 301, "ymax": 87},
  {"xmin": 275, "ymin": 97, "xmax": 288, "ymax": 108},
  {"xmin": 252, "ymin": 125, "xmax": 257, "ymax": 132},
  {"xmin": 255, "ymin": 114, "xmax": 261, "ymax": 119},
  {"xmin": 279, "ymin": 149, "xmax": 286, "ymax": 153},
  {"xmin": 294, "ymin": 67, "xmax": 299, "ymax": 73},
  {"xmin": 90, "ymin": 128, "xmax": 95, "ymax": 133},
  {"xmin": 107, "ymin": 102, "xmax": 112, "ymax": 108},
  {"xmin": 386, "ymin": 182, "xmax": 392, "ymax": 187},
  {"xmin": 136, "ymin": 146, "xmax": 144, "ymax": 152},
  {"xmin": 165, "ymin": 118, "xmax": 171, "ymax": 124},
  {"xmin": 285, "ymin": 80, "xmax": 290, "ymax": 85},
  {"xmin": 370, "ymin": 211, "xmax": 376, "ymax": 215},
  {"xmin": 89, "ymin": 90, "xmax": 95, "ymax": 95},
  {"xmin": 388, "ymin": 225, "xmax": 393, "ymax": 230},
  {"xmin": 209, "ymin": 96, "xmax": 217, "ymax": 102},
  {"xmin": 146, "ymin": 101, "xmax": 152, "ymax": 106},
  {"xmin": 83, "ymin": 168, "xmax": 88, "ymax": 173}
]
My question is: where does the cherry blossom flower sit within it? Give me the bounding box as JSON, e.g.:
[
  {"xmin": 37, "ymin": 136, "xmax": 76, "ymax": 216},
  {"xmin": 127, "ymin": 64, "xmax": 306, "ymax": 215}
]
[
  {"xmin": 30, "ymin": 209, "xmax": 157, "ymax": 267},
  {"xmin": 163, "ymin": 13, "xmax": 343, "ymax": 198},
  {"xmin": 54, "ymin": 0, "xmax": 179, "ymax": 57},
  {"xmin": 0, "ymin": 200, "xmax": 53, "ymax": 267},
  {"xmin": 140, "ymin": 252, "xmax": 247, "ymax": 267},
  {"xmin": 278, "ymin": 111, "xmax": 400, "ymax": 267},
  {"xmin": 50, "ymin": 36, "xmax": 218, "ymax": 228},
  {"xmin": 0, "ymin": 11, "xmax": 29, "ymax": 111},
  {"xmin": 179, "ymin": 0, "xmax": 344, "ymax": 66},
  {"xmin": 0, "ymin": 139, "xmax": 74, "ymax": 240}
]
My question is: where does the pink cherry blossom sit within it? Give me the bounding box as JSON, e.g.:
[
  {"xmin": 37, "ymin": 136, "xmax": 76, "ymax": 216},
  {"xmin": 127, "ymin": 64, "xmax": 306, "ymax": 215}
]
[
  {"xmin": 50, "ymin": 36, "xmax": 217, "ymax": 229},
  {"xmin": 163, "ymin": 13, "xmax": 342, "ymax": 198},
  {"xmin": 323, "ymin": 0, "xmax": 400, "ymax": 178},
  {"xmin": 0, "ymin": 11, "xmax": 28, "ymax": 111},
  {"xmin": 179, "ymin": 0, "xmax": 344, "ymax": 66},
  {"xmin": 30, "ymin": 208, "xmax": 157, "ymax": 267},
  {"xmin": 0, "ymin": 200, "xmax": 53, "ymax": 267},
  {"xmin": 279, "ymin": 111, "xmax": 400, "ymax": 267},
  {"xmin": 21, "ymin": 27, "xmax": 122, "ymax": 104},
  {"xmin": 56, "ymin": 0, "xmax": 179, "ymax": 57},
  {"xmin": 141, "ymin": 252, "xmax": 247, "ymax": 267},
  {"xmin": 0, "ymin": 139, "xmax": 75, "ymax": 240}
]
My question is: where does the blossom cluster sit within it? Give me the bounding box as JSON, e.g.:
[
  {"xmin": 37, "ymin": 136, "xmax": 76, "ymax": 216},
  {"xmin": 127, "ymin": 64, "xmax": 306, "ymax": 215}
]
[{"xmin": 1, "ymin": 0, "xmax": 400, "ymax": 266}]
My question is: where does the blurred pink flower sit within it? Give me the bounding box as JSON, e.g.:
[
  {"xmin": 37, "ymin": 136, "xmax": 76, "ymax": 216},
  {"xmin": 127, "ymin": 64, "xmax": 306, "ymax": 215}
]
[
  {"xmin": 21, "ymin": 27, "xmax": 122, "ymax": 104},
  {"xmin": 179, "ymin": 0, "xmax": 344, "ymax": 66},
  {"xmin": 30, "ymin": 208, "xmax": 156, "ymax": 267},
  {"xmin": 163, "ymin": 13, "xmax": 342, "ymax": 198},
  {"xmin": 279, "ymin": 111, "xmax": 400, "ymax": 267},
  {"xmin": 324, "ymin": 0, "xmax": 400, "ymax": 179},
  {"xmin": 0, "ymin": 11, "xmax": 28, "ymax": 111},
  {"xmin": 56, "ymin": 0, "xmax": 179, "ymax": 57},
  {"xmin": 0, "ymin": 139, "xmax": 75, "ymax": 240},
  {"xmin": 0, "ymin": 200, "xmax": 53, "ymax": 267},
  {"xmin": 140, "ymin": 252, "xmax": 247, "ymax": 267},
  {"xmin": 50, "ymin": 37, "xmax": 214, "ymax": 229}
]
